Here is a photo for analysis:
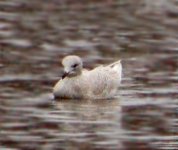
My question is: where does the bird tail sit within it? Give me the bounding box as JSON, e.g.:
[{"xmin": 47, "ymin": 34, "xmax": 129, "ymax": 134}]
[
  {"xmin": 108, "ymin": 60, "xmax": 122, "ymax": 82},
  {"xmin": 108, "ymin": 60, "xmax": 122, "ymax": 70}
]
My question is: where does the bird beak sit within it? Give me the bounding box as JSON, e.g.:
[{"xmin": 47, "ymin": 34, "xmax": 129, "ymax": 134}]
[{"xmin": 62, "ymin": 71, "xmax": 69, "ymax": 79}]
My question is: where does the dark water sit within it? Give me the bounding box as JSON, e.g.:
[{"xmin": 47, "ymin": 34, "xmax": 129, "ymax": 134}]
[{"xmin": 0, "ymin": 0, "xmax": 178, "ymax": 149}]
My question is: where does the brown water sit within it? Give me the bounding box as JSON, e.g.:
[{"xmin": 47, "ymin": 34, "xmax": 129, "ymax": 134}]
[{"xmin": 0, "ymin": 0, "xmax": 178, "ymax": 149}]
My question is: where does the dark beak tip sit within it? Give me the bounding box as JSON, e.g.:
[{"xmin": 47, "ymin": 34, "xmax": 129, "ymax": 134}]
[{"xmin": 62, "ymin": 72, "xmax": 68, "ymax": 79}]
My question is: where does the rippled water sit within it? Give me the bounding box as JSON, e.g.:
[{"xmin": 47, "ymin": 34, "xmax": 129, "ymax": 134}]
[{"xmin": 0, "ymin": 0, "xmax": 178, "ymax": 149}]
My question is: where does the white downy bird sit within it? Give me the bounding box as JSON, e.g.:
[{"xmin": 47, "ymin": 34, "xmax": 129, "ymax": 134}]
[{"xmin": 53, "ymin": 55, "xmax": 122, "ymax": 99}]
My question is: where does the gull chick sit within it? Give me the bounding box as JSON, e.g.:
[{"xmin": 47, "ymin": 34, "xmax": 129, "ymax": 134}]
[{"xmin": 53, "ymin": 55, "xmax": 122, "ymax": 99}]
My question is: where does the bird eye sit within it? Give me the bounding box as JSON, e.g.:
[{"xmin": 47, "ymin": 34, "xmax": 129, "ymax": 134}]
[{"xmin": 72, "ymin": 64, "xmax": 78, "ymax": 68}]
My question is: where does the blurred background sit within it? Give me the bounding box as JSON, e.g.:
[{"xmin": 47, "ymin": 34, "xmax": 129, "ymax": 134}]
[{"xmin": 0, "ymin": 0, "xmax": 178, "ymax": 149}]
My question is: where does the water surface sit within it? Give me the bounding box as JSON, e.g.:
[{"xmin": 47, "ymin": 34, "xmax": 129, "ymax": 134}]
[{"xmin": 0, "ymin": 0, "xmax": 178, "ymax": 149}]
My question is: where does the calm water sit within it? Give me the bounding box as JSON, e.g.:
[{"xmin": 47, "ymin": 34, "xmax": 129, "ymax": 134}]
[{"xmin": 0, "ymin": 0, "xmax": 178, "ymax": 149}]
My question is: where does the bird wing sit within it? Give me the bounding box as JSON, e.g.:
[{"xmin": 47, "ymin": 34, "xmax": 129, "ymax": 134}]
[{"xmin": 86, "ymin": 65, "xmax": 121, "ymax": 97}]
